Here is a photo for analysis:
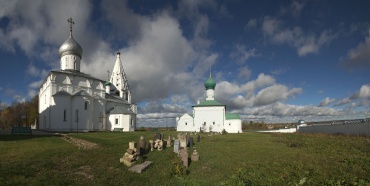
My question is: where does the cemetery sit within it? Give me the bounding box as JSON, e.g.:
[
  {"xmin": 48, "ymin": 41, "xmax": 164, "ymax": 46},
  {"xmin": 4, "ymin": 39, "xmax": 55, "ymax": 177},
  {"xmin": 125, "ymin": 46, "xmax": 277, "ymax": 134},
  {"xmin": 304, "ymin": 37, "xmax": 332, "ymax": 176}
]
[{"xmin": 0, "ymin": 131, "xmax": 370, "ymax": 185}]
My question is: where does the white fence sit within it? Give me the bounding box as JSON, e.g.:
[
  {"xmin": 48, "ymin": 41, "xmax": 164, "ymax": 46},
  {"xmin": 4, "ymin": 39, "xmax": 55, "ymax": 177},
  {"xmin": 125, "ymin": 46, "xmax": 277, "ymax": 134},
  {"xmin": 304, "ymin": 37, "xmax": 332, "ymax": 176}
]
[{"xmin": 298, "ymin": 121, "xmax": 370, "ymax": 136}]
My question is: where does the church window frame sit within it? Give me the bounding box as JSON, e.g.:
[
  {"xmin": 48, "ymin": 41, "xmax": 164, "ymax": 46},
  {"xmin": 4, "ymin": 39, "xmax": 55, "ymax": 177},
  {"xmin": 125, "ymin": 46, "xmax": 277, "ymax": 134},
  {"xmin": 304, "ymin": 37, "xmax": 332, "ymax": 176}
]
[
  {"xmin": 115, "ymin": 118, "xmax": 118, "ymax": 125},
  {"xmin": 84, "ymin": 101, "xmax": 88, "ymax": 110},
  {"xmin": 185, "ymin": 122, "xmax": 187, "ymax": 125},
  {"xmin": 213, "ymin": 122, "xmax": 215, "ymax": 125}
]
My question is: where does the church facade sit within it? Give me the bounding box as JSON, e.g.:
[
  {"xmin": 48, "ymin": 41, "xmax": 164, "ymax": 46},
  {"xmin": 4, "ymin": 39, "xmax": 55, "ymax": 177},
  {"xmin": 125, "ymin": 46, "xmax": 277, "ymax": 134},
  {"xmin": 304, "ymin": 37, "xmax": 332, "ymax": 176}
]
[
  {"xmin": 38, "ymin": 19, "xmax": 137, "ymax": 132},
  {"xmin": 176, "ymin": 74, "xmax": 242, "ymax": 133}
]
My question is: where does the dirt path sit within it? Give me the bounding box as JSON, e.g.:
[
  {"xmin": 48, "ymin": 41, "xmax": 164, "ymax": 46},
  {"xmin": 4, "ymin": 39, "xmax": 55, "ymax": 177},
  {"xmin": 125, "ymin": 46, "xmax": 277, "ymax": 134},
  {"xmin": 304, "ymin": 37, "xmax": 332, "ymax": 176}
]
[{"xmin": 60, "ymin": 134, "xmax": 99, "ymax": 150}]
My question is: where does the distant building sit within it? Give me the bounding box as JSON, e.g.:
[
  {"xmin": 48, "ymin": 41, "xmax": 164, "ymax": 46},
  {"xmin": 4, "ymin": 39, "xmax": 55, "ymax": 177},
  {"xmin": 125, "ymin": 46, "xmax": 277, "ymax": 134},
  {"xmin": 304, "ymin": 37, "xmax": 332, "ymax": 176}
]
[
  {"xmin": 176, "ymin": 73, "xmax": 242, "ymax": 133},
  {"xmin": 38, "ymin": 18, "xmax": 137, "ymax": 132}
]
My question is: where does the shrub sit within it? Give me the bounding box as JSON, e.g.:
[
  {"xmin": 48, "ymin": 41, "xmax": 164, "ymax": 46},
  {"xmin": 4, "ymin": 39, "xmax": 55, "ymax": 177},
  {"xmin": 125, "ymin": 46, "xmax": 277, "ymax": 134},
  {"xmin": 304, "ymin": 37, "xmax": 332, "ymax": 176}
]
[{"xmin": 166, "ymin": 151, "xmax": 188, "ymax": 176}]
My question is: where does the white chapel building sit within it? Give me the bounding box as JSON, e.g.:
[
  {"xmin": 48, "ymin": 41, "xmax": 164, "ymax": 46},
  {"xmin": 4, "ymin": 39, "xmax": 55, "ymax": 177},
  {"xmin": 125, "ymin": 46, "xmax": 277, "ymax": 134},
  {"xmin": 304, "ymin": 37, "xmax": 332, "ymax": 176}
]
[
  {"xmin": 38, "ymin": 18, "xmax": 137, "ymax": 132},
  {"xmin": 177, "ymin": 73, "xmax": 242, "ymax": 133}
]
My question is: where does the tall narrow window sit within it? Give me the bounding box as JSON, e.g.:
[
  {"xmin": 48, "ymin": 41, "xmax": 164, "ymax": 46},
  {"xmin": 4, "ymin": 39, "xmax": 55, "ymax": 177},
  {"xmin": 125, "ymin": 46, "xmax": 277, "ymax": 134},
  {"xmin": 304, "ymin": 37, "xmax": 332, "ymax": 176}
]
[
  {"xmin": 84, "ymin": 101, "xmax": 88, "ymax": 110},
  {"xmin": 115, "ymin": 118, "xmax": 118, "ymax": 125},
  {"xmin": 75, "ymin": 110, "xmax": 79, "ymax": 122},
  {"xmin": 63, "ymin": 109, "xmax": 67, "ymax": 121}
]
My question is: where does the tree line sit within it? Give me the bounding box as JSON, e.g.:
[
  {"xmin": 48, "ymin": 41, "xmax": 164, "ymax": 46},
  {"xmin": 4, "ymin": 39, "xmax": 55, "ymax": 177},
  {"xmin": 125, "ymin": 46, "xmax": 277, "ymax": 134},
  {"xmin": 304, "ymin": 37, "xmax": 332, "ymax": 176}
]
[
  {"xmin": 242, "ymin": 121, "xmax": 295, "ymax": 130},
  {"xmin": 0, "ymin": 95, "xmax": 38, "ymax": 129}
]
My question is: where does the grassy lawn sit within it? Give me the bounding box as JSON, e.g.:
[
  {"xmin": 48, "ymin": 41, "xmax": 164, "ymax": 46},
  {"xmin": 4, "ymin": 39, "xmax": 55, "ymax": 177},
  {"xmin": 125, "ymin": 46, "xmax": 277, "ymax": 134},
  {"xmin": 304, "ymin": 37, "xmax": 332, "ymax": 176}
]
[{"xmin": 0, "ymin": 132, "xmax": 369, "ymax": 185}]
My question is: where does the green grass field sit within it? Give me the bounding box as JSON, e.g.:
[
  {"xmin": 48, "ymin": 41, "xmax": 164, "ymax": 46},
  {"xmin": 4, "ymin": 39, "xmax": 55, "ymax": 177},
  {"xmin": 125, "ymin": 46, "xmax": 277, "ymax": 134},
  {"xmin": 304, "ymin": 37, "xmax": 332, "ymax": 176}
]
[{"xmin": 1, "ymin": 132, "xmax": 369, "ymax": 185}]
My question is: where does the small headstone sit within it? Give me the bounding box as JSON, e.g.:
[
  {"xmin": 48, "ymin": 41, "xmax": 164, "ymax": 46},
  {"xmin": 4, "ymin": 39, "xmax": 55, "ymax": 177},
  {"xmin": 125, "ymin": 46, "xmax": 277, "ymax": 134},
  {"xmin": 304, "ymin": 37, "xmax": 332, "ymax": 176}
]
[
  {"xmin": 178, "ymin": 134, "xmax": 187, "ymax": 149},
  {"xmin": 149, "ymin": 140, "xmax": 154, "ymax": 151},
  {"xmin": 166, "ymin": 135, "xmax": 172, "ymax": 147},
  {"xmin": 191, "ymin": 150, "xmax": 199, "ymax": 161},
  {"xmin": 129, "ymin": 141, "xmax": 137, "ymax": 150},
  {"xmin": 160, "ymin": 133, "xmax": 164, "ymax": 141},
  {"xmin": 197, "ymin": 135, "xmax": 200, "ymax": 142},
  {"xmin": 174, "ymin": 140, "xmax": 180, "ymax": 153},
  {"xmin": 154, "ymin": 139, "xmax": 163, "ymax": 151},
  {"xmin": 179, "ymin": 149, "xmax": 188, "ymax": 168},
  {"xmin": 138, "ymin": 136, "xmax": 146, "ymax": 155},
  {"xmin": 188, "ymin": 137, "xmax": 193, "ymax": 148}
]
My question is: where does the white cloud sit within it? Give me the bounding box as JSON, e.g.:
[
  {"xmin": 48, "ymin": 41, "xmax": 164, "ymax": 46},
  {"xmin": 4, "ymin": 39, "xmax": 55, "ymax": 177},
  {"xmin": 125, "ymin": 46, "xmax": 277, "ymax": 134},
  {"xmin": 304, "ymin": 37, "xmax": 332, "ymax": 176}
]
[
  {"xmin": 319, "ymin": 97, "xmax": 336, "ymax": 107},
  {"xmin": 261, "ymin": 16, "xmax": 337, "ymax": 56},
  {"xmin": 290, "ymin": 0, "xmax": 306, "ymax": 18},
  {"xmin": 230, "ymin": 44, "xmax": 258, "ymax": 64},
  {"xmin": 350, "ymin": 84, "xmax": 370, "ymax": 100},
  {"xmin": 343, "ymin": 37, "xmax": 370, "ymax": 70},
  {"xmin": 334, "ymin": 97, "xmax": 351, "ymax": 106},
  {"xmin": 253, "ymin": 84, "xmax": 302, "ymax": 106},
  {"xmin": 238, "ymin": 66, "xmax": 252, "ymax": 80},
  {"xmin": 245, "ymin": 18, "xmax": 257, "ymax": 29}
]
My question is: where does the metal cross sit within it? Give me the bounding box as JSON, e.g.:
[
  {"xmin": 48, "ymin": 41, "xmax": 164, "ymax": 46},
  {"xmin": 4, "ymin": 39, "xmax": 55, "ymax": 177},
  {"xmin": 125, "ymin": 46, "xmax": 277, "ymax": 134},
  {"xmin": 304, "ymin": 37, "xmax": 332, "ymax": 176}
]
[{"xmin": 67, "ymin": 18, "xmax": 75, "ymax": 36}]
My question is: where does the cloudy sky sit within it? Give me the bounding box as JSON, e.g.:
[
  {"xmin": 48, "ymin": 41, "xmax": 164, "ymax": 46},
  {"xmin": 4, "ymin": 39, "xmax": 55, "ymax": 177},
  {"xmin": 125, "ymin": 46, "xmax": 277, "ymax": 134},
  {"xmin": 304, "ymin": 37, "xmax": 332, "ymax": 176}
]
[{"xmin": 0, "ymin": 0, "xmax": 369, "ymax": 124}]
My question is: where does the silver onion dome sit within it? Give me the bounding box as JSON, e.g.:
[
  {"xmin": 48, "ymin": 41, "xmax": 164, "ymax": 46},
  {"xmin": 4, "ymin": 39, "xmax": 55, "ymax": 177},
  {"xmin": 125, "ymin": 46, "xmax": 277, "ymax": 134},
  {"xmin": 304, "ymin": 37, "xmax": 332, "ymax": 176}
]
[{"xmin": 58, "ymin": 35, "xmax": 83, "ymax": 58}]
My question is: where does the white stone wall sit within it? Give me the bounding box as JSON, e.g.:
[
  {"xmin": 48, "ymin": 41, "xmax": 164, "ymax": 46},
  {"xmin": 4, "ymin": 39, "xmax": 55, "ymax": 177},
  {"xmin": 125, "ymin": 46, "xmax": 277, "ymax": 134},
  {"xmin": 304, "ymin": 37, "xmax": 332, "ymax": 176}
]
[
  {"xmin": 193, "ymin": 106, "xmax": 225, "ymax": 132},
  {"xmin": 224, "ymin": 119, "xmax": 242, "ymax": 133},
  {"xmin": 39, "ymin": 71, "xmax": 136, "ymax": 132},
  {"xmin": 108, "ymin": 114, "xmax": 135, "ymax": 131},
  {"xmin": 177, "ymin": 114, "xmax": 195, "ymax": 132}
]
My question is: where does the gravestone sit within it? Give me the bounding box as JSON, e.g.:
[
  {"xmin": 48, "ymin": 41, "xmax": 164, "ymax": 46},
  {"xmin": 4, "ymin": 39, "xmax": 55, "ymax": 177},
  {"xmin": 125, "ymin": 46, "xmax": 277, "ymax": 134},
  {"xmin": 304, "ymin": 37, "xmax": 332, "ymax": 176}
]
[
  {"xmin": 191, "ymin": 150, "xmax": 199, "ymax": 161},
  {"xmin": 154, "ymin": 139, "xmax": 163, "ymax": 151},
  {"xmin": 166, "ymin": 135, "xmax": 172, "ymax": 147},
  {"xmin": 188, "ymin": 137, "xmax": 193, "ymax": 148},
  {"xmin": 197, "ymin": 135, "xmax": 200, "ymax": 142},
  {"xmin": 174, "ymin": 140, "xmax": 180, "ymax": 153},
  {"xmin": 179, "ymin": 149, "xmax": 188, "ymax": 168},
  {"xmin": 138, "ymin": 136, "xmax": 146, "ymax": 155},
  {"xmin": 160, "ymin": 133, "xmax": 164, "ymax": 141},
  {"xmin": 148, "ymin": 140, "xmax": 154, "ymax": 151},
  {"xmin": 128, "ymin": 161, "xmax": 152, "ymax": 173},
  {"xmin": 178, "ymin": 134, "xmax": 187, "ymax": 149}
]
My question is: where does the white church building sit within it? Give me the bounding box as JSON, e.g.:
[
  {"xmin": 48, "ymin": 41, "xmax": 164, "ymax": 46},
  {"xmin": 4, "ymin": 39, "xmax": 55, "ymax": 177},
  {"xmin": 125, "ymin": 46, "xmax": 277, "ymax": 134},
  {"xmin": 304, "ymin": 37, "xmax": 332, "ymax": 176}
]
[
  {"xmin": 38, "ymin": 18, "xmax": 137, "ymax": 132},
  {"xmin": 177, "ymin": 73, "xmax": 242, "ymax": 133}
]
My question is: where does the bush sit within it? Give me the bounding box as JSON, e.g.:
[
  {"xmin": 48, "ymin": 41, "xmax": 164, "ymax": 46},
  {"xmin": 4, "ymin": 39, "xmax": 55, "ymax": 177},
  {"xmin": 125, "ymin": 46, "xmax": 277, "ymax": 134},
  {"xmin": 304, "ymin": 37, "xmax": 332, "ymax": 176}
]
[
  {"xmin": 221, "ymin": 129, "xmax": 228, "ymax": 135},
  {"xmin": 166, "ymin": 151, "xmax": 188, "ymax": 176}
]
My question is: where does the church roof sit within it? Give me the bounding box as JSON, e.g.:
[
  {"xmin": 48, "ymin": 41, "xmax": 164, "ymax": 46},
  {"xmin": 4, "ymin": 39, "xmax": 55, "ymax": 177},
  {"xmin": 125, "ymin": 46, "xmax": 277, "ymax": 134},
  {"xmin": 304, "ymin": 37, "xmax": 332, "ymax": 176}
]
[
  {"xmin": 204, "ymin": 76, "xmax": 216, "ymax": 90},
  {"xmin": 225, "ymin": 113, "xmax": 241, "ymax": 120},
  {"xmin": 59, "ymin": 35, "xmax": 83, "ymax": 58},
  {"xmin": 193, "ymin": 100, "xmax": 225, "ymax": 107},
  {"xmin": 53, "ymin": 90, "xmax": 71, "ymax": 96},
  {"xmin": 72, "ymin": 90, "xmax": 91, "ymax": 97},
  {"xmin": 107, "ymin": 105, "xmax": 135, "ymax": 114}
]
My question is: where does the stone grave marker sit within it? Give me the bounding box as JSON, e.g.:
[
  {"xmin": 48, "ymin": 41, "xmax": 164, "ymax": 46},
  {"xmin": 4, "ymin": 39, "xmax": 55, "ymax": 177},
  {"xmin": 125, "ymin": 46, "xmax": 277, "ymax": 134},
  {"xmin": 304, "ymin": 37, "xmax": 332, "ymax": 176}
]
[
  {"xmin": 191, "ymin": 150, "xmax": 199, "ymax": 161},
  {"xmin": 138, "ymin": 136, "xmax": 146, "ymax": 155},
  {"xmin": 188, "ymin": 137, "xmax": 193, "ymax": 148},
  {"xmin": 179, "ymin": 149, "xmax": 188, "ymax": 168},
  {"xmin": 178, "ymin": 134, "xmax": 187, "ymax": 149},
  {"xmin": 174, "ymin": 140, "xmax": 180, "ymax": 153},
  {"xmin": 128, "ymin": 161, "xmax": 152, "ymax": 173}
]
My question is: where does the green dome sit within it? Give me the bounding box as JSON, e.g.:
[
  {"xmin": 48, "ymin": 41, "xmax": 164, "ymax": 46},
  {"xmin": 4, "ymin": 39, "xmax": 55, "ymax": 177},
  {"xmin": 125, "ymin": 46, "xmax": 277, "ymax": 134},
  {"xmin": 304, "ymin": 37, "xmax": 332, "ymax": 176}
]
[
  {"xmin": 105, "ymin": 81, "xmax": 111, "ymax": 86},
  {"xmin": 205, "ymin": 77, "xmax": 216, "ymax": 90}
]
